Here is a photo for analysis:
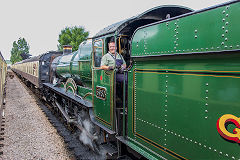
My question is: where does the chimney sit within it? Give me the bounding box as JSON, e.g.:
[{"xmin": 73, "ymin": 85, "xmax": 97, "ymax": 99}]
[{"xmin": 63, "ymin": 45, "xmax": 72, "ymax": 55}]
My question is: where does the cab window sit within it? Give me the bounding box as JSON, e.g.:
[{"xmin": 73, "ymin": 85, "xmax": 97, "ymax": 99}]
[{"xmin": 93, "ymin": 39, "xmax": 103, "ymax": 67}]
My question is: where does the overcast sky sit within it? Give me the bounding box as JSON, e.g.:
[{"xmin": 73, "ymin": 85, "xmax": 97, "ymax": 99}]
[{"xmin": 0, "ymin": 0, "xmax": 230, "ymax": 60}]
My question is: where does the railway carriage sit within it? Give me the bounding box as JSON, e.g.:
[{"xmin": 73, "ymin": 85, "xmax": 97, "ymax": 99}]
[
  {"xmin": 12, "ymin": 51, "xmax": 62, "ymax": 88},
  {"xmin": 12, "ymin": 0, "xmax": 240, "ymax": 159},
  {"xmin": 0, "ymin": 51, "xmax": 7, "ymax": 133}
]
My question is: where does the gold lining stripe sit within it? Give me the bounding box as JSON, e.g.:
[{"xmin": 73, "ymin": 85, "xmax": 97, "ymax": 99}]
[
  {"xmin": 136, "ymin": 68, "xmax": 240, "ymax": 73},
  {"xmin": 135, "ymin": 71, "xmax": 240, "ymax": 79}
]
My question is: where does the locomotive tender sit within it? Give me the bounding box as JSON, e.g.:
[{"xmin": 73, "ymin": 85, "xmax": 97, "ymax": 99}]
[{"xmin": 12, "ymin": 1, "xmax": 240, "ymax": 159}]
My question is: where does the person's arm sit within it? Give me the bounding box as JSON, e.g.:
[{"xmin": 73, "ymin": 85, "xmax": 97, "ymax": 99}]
[
  {"xmin": 121, "ymin": 55, "xmax": 127, "ymax": 70},
  {"xmin": 100, "ymin": 55, "xmax": 114, "ymax": 70},
  {"xmin": 100, "ymin": 65, "xmax": 113, "ymax": 70}
]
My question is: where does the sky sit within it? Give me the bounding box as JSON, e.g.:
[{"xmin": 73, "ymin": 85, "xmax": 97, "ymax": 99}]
[{"xmin": 0, "ymin": 0, "xmax": 231, "ymax": 60}]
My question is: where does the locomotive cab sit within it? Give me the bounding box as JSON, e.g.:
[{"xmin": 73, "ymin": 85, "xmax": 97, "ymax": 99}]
[{"xmin": 92, "ymin": 5, "xmax": 193, "ymax": 136}]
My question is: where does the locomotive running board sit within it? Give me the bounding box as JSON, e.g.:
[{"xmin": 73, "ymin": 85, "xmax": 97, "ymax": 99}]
[
  {"xmin": 43, "ymin": 83, "xmax": 92, "ymax": 108},
  {"xmin": 43, "ymin": 83, "xmax": 115, "ymax": 135}
]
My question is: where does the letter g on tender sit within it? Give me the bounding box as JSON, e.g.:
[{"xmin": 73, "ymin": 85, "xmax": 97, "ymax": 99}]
[{"xmin": 217, "ymin": 114, "xmax": 240, "ymax": 143}]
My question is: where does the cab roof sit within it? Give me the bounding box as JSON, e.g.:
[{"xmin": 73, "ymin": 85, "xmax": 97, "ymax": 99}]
[{"xmin": 93, "ymin": 5, "xmax": 193, "ymax": 38}]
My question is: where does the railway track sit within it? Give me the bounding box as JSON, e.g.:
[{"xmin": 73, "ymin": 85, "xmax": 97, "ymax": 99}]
[{"xmin": 19, "ymin": 76, "xmax": 106, "ymax": 160}]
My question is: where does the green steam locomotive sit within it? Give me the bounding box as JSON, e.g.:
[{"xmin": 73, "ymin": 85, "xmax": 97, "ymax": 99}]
[{"xmin": 12, "ymin": 1, "xmax": 240, "ymax": 159}]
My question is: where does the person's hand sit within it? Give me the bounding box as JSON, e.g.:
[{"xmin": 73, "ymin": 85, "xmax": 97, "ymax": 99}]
[{"xmin": 121, "ymin": 65, "xmax": 126, "ymax": 71}]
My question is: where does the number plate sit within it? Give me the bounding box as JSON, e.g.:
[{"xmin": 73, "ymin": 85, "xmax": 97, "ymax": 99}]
[{"xmin": 96, "ymin": 86, "xmax": 107, "ymax": 100}]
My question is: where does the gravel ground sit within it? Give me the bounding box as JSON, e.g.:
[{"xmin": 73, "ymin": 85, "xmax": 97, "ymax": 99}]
[{"xmin": 0, "ymin": 72, "xmax": 74, "ymax": 160}]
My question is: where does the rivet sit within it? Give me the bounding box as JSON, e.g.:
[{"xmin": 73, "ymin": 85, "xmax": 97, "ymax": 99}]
[
  {"xmin": 195, "ymin": 35, "xmax": 198, "ymax": 38},
  {"xmin": 174, "ymin": 35, "xmax": 177, "ymax": 37},
  {"xmin": 225, "ymin": 22, "xmax": 229, "ymax": 25},
  {"xmin": 221, "ymin": 42, "xmax": 224, "ymax": 45},
  {"xmin": 174, "ymin": 41, "xmax": 177, "ymax": 44},
  {"xmin": 176, "ymin": 25, "xmax": 179, "ymax": 28},
  {"xmin": 205, "ymin": 110, "xmax": 208, "ymax": 113},
  {"xmin": 226, "ymin": 6, "xmax": 229, "ymax": 9},
  {"xmin": 166, "ymin": 75, "xmax": 168, "ymax": 78},
  {"xmin": 175, "ymin": 23, "xmax": 177, "ymax": 25},
  {"xmin": 205, "ymin": 116, "xmax": 208, "ymax": 119},
  {"xmin": 196, "ymin": 49, "xmax": 199, "ymax": 51},
  {"xmin": 176, "ymin": 32, "xmax": 178, "ymax": 34},
  {"xmin": 209, "ymin": 147, "xmax": 211, "ymax": 150},
  {"xmin": 174, "ymin": 47, "xmax": 176, "ymax": 49},
  {"xmin": 206, "ymin": 48, "xmax": 208, "ymax": 50},
  {"xmin": 214, "ymin": 149, "xmax": 217, "ymax": 152},
  {"xmin": 176, "ymin": 38, "xmax": 179, "ymax": 40},
  {"xmin": 174, "ymin": 29, "xmax": 177, "ymax": 31},
  {"xmin": 225, "ymin": 46, "xmax": 228, "ymax": 48},
  {"xmin": 226, "ymin": 154, "xmax": 228, "ymax": 157},
  {"xmin": 206, "ymin": 97, "xmax": 208, "ymax": 99},
  {"xmin": 195, "ymin": 30, "xmax": 198, "ymax": 33},
  {"xmin": 222, "ymin": 26, "xmax": 225, "ymax": 30},
  {"xmin": 225, "ymin": 38, "xmax": 228, "ymax": 41},
  {"xmin": 226, "ymin": 14, "xmax": 229, "ymax": 17},
  {"xmin": 225, "ymin": 30, "xmax": 228, "ymax": 33},
  {"xmin": 176, "ymin": 44, "xmax": 178, "ymax": 46},
  {"xmin": 222, "ymin": 18, "xmax": 225, "ymax": 22},
  {"xmin": 217, "ymin": 47, "xmax": 220, "ymax": 49},
  {"xmin": 206, "ymin": 83, "xmax": 208, "ymax": 86},
  {"xmin": 237, "ymin": 45, "xmax": 240, "ymax": 48},
  {"xmin": 220, "ymin": 152, "xmax": 222, "ymax": 154},
  {"xmin": 230, "ymin": 46, "xmax": 232, "ymax": 48},
  {"xmin": 222, "ymin": 10, "xmax": 226, "ymax": 14},
  {"xmin": 222, "ymin": 34, "xmax": 225, "ymax": 37},
  {"xmin": 206, "ymin": 103, "xmax": 208, "ymax": 106}
]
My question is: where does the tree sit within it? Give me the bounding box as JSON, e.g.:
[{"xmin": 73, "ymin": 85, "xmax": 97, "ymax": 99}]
[
  {"xmin": 57, "ymin": 26, "xmax": 89, "ymax": 52},
  {"xmin": 10, "ymin": 37, "xmax": 30, "ymax": 64}
]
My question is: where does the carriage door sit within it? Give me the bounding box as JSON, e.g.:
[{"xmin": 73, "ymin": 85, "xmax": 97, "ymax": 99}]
[{"xmin": 92, "ymin": 39, "xmax": 115, "ymax": 131}]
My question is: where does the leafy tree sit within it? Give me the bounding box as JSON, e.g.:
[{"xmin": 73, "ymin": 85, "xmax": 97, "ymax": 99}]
[
  {"xmin": 58, "ymin": 26, "xmax": 89, "ymax": 52},
  {"xmin": 10, "ymin": 37, "xmax": 30, "ymax": 64}
]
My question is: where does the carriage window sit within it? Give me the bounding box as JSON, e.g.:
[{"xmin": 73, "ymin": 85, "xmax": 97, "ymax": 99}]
[{"xmin": 93, "ymin": 39, "xmax": 103, "ymax": 67}]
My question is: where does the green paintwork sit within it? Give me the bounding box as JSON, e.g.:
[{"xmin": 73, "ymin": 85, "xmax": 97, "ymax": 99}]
[
  {"xmin": 77, "ymin": 86, "xmax": 92, "ymax": 102},
  {"xmin": 127, "ymin": 1, "xmax": 240, "ymax": 159},
  {"xmin": 93, "ymin": 69, "xmax": 115, "ymax": 130},
  {"xmin": 56, "ymin": 40, "xmax": 93, "ymax": 100},
  {"xmin": 56, "ymin": 52, "xmax": 74, "ymax": 79},
  {"xmin": 131, "ymin": 2, "xmax": 240, "ymax": 57}
]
